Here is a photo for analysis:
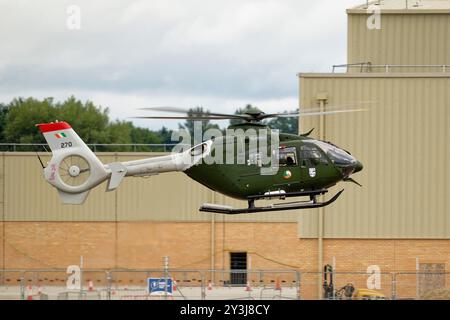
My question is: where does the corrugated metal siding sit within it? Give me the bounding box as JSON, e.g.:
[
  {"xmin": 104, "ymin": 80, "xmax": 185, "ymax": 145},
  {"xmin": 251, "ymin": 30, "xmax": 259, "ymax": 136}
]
[
  {"xmin": 0, "ymin": 153, "xmax": 299, "ymax": 222},
  {"xmin": 298, "ymin": 74, "xmax": 450, "ymax": 238},
  {"xmin": 347, "ymin": 13, "xmax": 450, "ymax": 70}
]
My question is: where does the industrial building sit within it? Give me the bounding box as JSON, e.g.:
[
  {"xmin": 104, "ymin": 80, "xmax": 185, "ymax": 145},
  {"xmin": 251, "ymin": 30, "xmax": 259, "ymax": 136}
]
[{"xmin": 0, "ymin": 0, "xmax": 449, "ymax": 299}]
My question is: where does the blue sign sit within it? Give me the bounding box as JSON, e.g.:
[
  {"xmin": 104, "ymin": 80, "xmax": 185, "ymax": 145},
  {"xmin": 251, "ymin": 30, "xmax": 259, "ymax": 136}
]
[{"xmin": 148, "ymin": 278, "xmax": 173, "ymax": 295}]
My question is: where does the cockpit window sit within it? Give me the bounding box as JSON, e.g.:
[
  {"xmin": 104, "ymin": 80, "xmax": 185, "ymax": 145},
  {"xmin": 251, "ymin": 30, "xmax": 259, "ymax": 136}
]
[
  {"xmin": 300, "ymin": 144, "xmax": 328, "ymax": 166},
  {"xmin": 279, "ymin": 147, "xmax": 297, "ymax": 166},
  {"xmin": 312, "ymin": 141, "xmax": 356, "ymax": 166}
]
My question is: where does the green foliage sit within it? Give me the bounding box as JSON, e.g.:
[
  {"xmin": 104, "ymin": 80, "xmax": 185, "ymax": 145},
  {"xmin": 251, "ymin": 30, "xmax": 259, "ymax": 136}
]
[
  {"xmin": 0, "ymin": 96, "xmax": 178, "ymax": 152},
  {"xmin": 264, "ymin": 112, "xmax": 298, "ymax": 135},
  {"xmin": 130, "ymin": 125, "xmax": 169, "ymax": 151},
  {"xmin": 130, "ymin": 126, "xmax": 162, "ymax": 144},
  {"xmin": 156, "ymin": 126, "xmax": 174, "ymax": 145},
  {"xmin": 0, "ymin": 103, "xmax": 10, "ymax": 142},
  {"xmin": 5, "ymin": 97, "xmax": 57, "ymax": 144},
  {"xmin": 55, "ymin": 96, "xmax": 110, "ymax": 144}
]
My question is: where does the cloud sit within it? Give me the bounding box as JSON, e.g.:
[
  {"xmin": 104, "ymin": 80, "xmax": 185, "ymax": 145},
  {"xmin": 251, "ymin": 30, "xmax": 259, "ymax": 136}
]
[{"xmin": 0, "ymin": 0, "xmax": 363, "ymax": 128}]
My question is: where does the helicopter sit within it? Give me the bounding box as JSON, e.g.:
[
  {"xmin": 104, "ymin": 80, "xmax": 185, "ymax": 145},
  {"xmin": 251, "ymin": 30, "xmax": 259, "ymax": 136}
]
[{"xmin": 36, "ymin": 106, "xmax": 364, "ymax": 214}]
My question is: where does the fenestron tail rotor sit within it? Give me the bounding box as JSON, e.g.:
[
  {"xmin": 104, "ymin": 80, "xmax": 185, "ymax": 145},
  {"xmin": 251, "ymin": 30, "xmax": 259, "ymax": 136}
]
[{"xmin": 58, "ymin": 155, "xmax": 91, "ymax": 187}]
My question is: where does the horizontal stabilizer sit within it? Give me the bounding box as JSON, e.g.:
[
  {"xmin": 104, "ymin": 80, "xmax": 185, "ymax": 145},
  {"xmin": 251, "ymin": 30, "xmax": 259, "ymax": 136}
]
[
  {"xmin": 107, "ymin": 162, "xmax": 127, "ymax": 191},
  {"xmin": 58, "ymin": 190, "xmax": 90, "ymax": 205}
]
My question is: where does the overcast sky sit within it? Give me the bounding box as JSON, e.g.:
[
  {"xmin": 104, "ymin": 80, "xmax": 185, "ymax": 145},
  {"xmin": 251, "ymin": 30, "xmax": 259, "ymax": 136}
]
[{"xmin": 0, "ymin": 0, "xmax": 362, "ymax": 130}]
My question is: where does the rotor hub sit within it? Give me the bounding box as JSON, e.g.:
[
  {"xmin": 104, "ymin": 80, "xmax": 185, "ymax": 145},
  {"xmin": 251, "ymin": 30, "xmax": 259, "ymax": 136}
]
[{"xmin": 69, "ymin": 165, "xmax": 80, "ymax": 177}]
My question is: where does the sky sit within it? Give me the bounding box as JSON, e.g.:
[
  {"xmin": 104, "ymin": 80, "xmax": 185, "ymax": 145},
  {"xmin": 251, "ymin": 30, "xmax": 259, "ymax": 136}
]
[{"xmin": 0, "ymin": 0, "xmax": 363, "ymax": 130}]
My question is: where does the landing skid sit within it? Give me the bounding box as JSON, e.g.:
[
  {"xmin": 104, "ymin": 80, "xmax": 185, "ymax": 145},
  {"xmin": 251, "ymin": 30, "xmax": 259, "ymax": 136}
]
[{"xmin": 199, "ymin": 189, "xmax": 344, "ymax": 214}]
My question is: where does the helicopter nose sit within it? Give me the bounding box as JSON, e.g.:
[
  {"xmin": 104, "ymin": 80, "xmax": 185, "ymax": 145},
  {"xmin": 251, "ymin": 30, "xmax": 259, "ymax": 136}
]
[
  {"xmin": 354, "ymin": 160, "xmax": 363, "ymax": 173},
  {"xmin": 337, "ymin": 160, "xmax": 363, "ymax": 178}
]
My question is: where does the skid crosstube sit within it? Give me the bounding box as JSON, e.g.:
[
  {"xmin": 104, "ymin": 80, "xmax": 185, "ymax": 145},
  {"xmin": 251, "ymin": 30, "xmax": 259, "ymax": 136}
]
[
  {"xmin": 246, "ymin": 189, "xmax": 328, "ymax": 201},
  {"xmin": 199, "ymin": 189, "xmax": 344, "ymax": 214}
]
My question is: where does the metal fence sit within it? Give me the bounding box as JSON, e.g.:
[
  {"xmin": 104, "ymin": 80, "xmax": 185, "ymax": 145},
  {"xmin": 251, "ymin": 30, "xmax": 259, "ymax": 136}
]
[
  {"xmin": 332, "ymin": 62, "xmax": 450, "ymax": 73},
  {"xmin": 1, "ymin": 269, "xmax": 449, "ymax": 300}
]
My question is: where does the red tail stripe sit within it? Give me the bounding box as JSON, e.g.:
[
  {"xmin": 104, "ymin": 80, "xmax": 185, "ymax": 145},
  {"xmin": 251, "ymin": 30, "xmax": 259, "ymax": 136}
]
[{"xmin": 36, "ymin": 122, "xmax": 71, "ymax": 133}]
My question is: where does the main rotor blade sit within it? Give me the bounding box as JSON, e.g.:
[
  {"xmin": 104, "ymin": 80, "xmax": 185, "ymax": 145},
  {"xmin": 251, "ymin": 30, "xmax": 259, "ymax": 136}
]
[
  {"xmin": 137, "ymin": 103, "xmax": 369, "ymax": 122},
  {"xmin": 133, "ymin": 116, "xmax": 236, "ymax": 120},
  {"xmin": 139, "ymin": 106, "xmax": 250, "ymax": 120},
  {"xmin": 257, "ymin": 112, "xmax": 299, "ymax": 120},
  {"xmin": 257, "ymin": 109, "xmax": 367, "ymax": 120},
  {"xmin": 278, "ymin": 108, "xmax": 368, "ymax": 117},
  {"xmin": 299, "ymin": 108, "xmax": 368, "ymax": 117},
  {"xmin": 299, "ymin": 101, "xmax": 374, "ymax": 113}
]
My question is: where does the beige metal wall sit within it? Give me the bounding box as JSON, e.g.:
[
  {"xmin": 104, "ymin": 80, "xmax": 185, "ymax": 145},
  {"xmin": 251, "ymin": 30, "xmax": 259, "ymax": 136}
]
[
  {"xmin": 298, "ymin": 73, "xmax": 450, "ymax": 238},
  {"xmin": 0, "ymin": 153, "xmax": 301, "ymax": 222},
  {"xmin": 347, "ymin": 12, "xmax": 450, "ymax": 70}
]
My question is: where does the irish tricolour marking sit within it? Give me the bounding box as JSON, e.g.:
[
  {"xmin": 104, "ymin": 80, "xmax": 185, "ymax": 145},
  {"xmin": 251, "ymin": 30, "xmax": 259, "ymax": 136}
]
[{"xmin": 54, "ymin": 132, "xmax": 67, "ymax": 139}]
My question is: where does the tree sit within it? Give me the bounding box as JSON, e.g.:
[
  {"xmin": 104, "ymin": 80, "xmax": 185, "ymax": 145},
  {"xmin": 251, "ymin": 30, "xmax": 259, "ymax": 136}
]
[
  {"xmin": 265, "ymin": 112, "xmax": 298, "ymax": 135},
  {"xmin": 130, "ymin": 125, "xmax": 166, "ymax": 151},
  {"xmin": 157, "ymin": 126, "xmax": 173, "ymax": 145},
  {"xmin": 1, "ymin": 96, "xmax": 176, "ymax": 151},
  {"xmin": 0, "ymin": 103, "xmax": 10, "ymax": 142},
  {"xmin": 4, "ymin": 97, "xmax": 57, "ymax": 144},
  {"xmin": 103, "ymin": 120, "xmax": 133, "ymax": 151},
  {"xmin": 55, "ymin": 96, "xmax": 110, "ymax": 144}
]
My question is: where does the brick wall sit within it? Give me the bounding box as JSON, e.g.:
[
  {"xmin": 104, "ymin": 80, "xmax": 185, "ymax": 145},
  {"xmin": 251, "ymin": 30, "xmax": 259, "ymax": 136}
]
[
  {"xmin": 1, "ymin": 221, "xmax": 448, "ymax": 272},
  {"xmin": 1, "ymin": 221, "xmax": 448, "ymax": 298}
]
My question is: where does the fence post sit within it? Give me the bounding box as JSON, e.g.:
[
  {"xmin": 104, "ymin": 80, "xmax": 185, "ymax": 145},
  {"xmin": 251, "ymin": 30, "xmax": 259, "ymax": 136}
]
[
  {"xmin": 391, "ymin": 273, "xmax": 397, "ymax": 300},
  {"xmin": 296, "ymin": 271, "xmax": 301, "ymax": 300},
  {"xmin": 163, "ymin": 256, "xmax": 169, "ymax": 300},
  {"xmin": 79, "ymin": 256, "xmax": 84, "ymax": 300},
  {"xmin": 201, "ymin": 272, "xmax": 206, "ymax": 300},
  {"xmin": 106, "ymin": 271, "xmax": 112, "ymax": 300},
  {"xmin": 20, "ymin": 273, "xmax": 25, "ymax": 300}
]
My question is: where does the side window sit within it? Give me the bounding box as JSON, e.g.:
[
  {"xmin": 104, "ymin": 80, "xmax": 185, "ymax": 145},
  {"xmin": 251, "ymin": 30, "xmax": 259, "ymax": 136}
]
[
  {"xmin": 279, "ymin": 147, "xmax": 297, "ymax": 166},
  {"xmin": 300, "ymin": 144, "xmax": 328, "ymax": 166}
]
